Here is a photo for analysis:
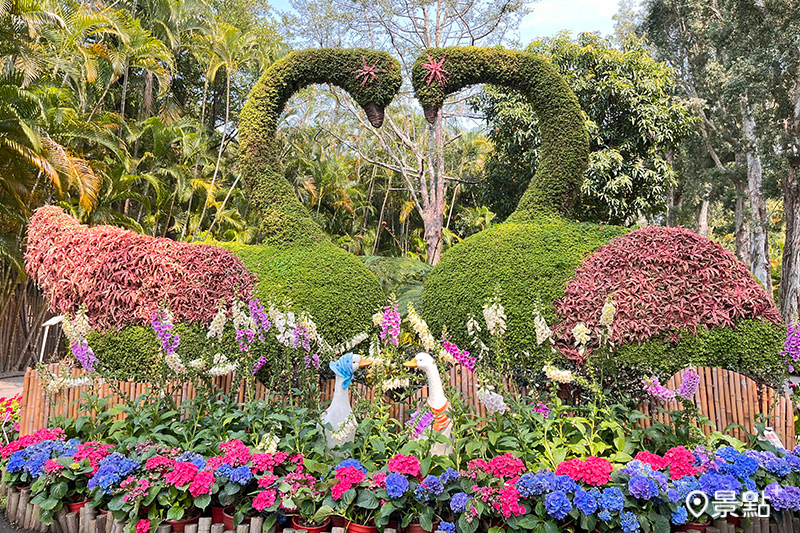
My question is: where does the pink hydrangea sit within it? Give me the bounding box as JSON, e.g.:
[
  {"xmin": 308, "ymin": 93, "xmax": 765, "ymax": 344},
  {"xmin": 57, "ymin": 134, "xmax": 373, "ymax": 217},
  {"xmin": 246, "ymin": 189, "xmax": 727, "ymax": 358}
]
[
  {"xmin": 371, "ymin": 472, "xmax": 387, "ymax": 489},
  {"xmin": 253, "ymin": 489, "xmax": 277, "ymax": 512},
  {"xmin": 467, "ymin": 459, "xmax": 490, "ymax": 474},
  {"xmin": 44, "ymin": 459, "xmax": 64, "ymax": 473},
  {"xmin": 634, "ymin": 451, "xmax": 668, "ymax": 471},
  {"xmin": 1, "ymin": 428, "xmax": 65, "ymax": 458},
  {"xmin": 74, "ymin": 442, "xmax": 114, "ymax": 474},
  {"xmin": 121, "ymin": 477, "xmax": 150, "ymax": 502},
  {"xmin": 556, "ymin": 457, "xmax": 612, "ymax": 486},
  {"xmin": 664, "ymin": 446, "xmax": 698, "ymax": 480},
  {"xmin": 331, "ymin": 466, "xmax": 366, "ymax": 500},
  {"xmin": 189, "ymin": 470, "xmax": 215, "ymax": 497},
  {"xmin": 494, "ymin": 485, "xmax": 526, "ymax": 518},
  {"xmin": 136, "ymin": 519, "xmax": 150, "ymax": 533},
  {"xmin": 165, "ymin": 462, "xmax": 199, "ymax": 487},
  {"xmin": 258, "ymin": 474, "xmax": 278, "ymax": 488},
  {"xmin": 488, "ymin": 453, "xmax": 526, "ymax": 479},
  {"xmin": 206, "ymin": 456, "xmax": 224, "ymax": 470},
  {"xmin": 387, "ymin": 454, "xmax": 421, "ymax": 478},
  {"xmin": 555, "ymin": 458, "xmax": 583, "ymax": 479},
  {"xmin": 220, "ymin": 440, "xmax": 251, "ymax": 467},
  {"xmin": 144, "ymin": 456, "xmax": 175, "ymax": 472}
]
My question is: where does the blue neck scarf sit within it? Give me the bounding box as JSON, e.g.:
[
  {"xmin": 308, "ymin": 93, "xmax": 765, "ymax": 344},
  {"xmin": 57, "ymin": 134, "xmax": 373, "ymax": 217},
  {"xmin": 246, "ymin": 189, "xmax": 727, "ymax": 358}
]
[{"xmin": 330, "ymin": 352, "xmax": 355, "ymax": 390}]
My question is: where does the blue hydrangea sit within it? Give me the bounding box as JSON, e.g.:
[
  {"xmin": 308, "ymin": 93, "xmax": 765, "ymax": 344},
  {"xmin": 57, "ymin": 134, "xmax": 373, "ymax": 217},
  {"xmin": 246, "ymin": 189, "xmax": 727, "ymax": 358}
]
[
  {"xmin": 217, "ymin": 464, "xmax": 234, "ymax": 479},
  {"xmin": 765, "ymin": 483, "xmax": 800, "ymax": 512},
  {"xmin": 450, "ymin": 492, "xmax": 472, "ymax": 513},
  {"xmin": 716, "ymin": 446, "xmax": 739, "ymax": 462},
  {"xmin": 229, "ymin": 465, "xmax": 252, "ymax": 485},
  {"xmin": 598, "ymin": 487, "xmax": 625, "ymax": 513},
  {"xmin": 573, "ymin": 489, "xmax": 597, "ymax": 515},
  {"xmin": 552, "ymin": 474, "xmax": 577, "ymax": 494},
  {"xmin": 784, "ymin": 454, "xmax": 800, "ymax": 472},
  {"xmin": 673, "ymin": 476, "xmax": 700, "ymax": 501},
  {"xmin": 698, "ymin": 473, "xmax": 741, "ymax": 496},
  {"xmin": 414, "ymin": 475, "xmax": 444, "ymax": 502},
  {"xmin": 336, "ymin": 459, "xmax": 367, "ymax": 474},
  {"xmin": 439, "ymin": 468, "xmax": 460, "ymax": 485},
  {"xmin": 671, "ymin": 508, "xmax": 688, "ymax": 525},
  {"xmin": 176, "ymin": 451, "xmax": 206, "ymax": 470},
  {"xmin": 620, "ymin": 460, "xmax": 651, "ymax": 477},
  {"xmin": 765, "ymin": 456, "xmax": 792, "ymax": 477},
  {"xmin": 88, "ymin": 453, "xmax": 140, "ymax": 494},
  {"xmin": 666, "ymin": 489, "xmax": 679, "ymax": 503},
  {"xmin": 516, "ymin": 471, "xmax": 553, "ymax": 497},
  {"xmin": 598, "ymin": 510, "xmax": 612, "ymax": 522},
  {"xmin": 439, "ymin": 522, "xmax": 455, "ymax": 533},
  {"xmin": 7, "ymin": 451, "xmax": 25, "ymax": 473},
  {"xmin": 621, "ymin": 512, "xmax": 640, "ymax": 533},
  {"xmin": 628, "ymin": 475, "xmax": 659, "ymax": 500},
  {"xmin": 385, "ymin": 473, "xmax": 408, "ymax": 499},
  {"xmin": 544, "ymin": 491, "xmax": 572, "ymax": 520}
]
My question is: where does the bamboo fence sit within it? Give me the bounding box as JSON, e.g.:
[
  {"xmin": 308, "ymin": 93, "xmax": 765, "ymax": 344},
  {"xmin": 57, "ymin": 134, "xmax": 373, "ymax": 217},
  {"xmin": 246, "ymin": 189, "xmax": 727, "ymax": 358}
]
[{"xmin": 18, "ymin": 364, "xmax": 797, "ymax": 445}]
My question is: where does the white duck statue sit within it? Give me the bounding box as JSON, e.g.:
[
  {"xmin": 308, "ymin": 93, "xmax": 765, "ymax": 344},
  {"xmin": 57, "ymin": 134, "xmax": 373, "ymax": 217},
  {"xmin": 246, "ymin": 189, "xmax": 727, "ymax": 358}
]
[
  {"xmin": 404, "ymin": 352, "xmax": 453, "ymax": 455},
  {"xmin": 321, "ymin": 352, "xmax": 372, "ymax": 450}
]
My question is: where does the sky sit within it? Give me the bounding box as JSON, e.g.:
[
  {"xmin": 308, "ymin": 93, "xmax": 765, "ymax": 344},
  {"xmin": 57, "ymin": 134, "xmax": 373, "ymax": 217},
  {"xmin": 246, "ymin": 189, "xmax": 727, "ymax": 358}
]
[{"xmin": 268, "ymin": 0, "xmax": 621, "ymax": 44}]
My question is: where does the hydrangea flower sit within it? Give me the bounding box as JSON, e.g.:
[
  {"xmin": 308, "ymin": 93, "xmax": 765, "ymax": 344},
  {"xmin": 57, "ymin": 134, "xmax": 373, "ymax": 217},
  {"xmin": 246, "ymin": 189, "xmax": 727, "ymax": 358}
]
[
  {"xmin": 628, "ymin": 475, "xmax": 659, "ymax": 500},
  {"xmin": 385, "ymin": 472, "xmax": 408, "ymax": 499},
  {"xmin": 671, "ymin": 507, "xmax": 688, "ymax": 525},
  {"xmin": 621, "ymin": 511, "xmax": 640, "ymax": 533},
  {"xmin": 336, "ymin": 458, "xmax": 367, "ymax": 474},
  {"xmin": 89, "ymin": 453, "xmax": 140, "ymax": 494},
  {"xmin": 516, "ymin": 471, "xmax": 553, "ymax": 497},
  {"xmin": 598, "ymin": 487, "xmax": 625, "ymax": 512},
  {"xmin": 544, "ymin": 491, "xmax": 572, "ymax": 520},
  {"xmin": 450, "ymin": 492, "xmax": 472, "ymax": 513},
  {"xmin": 574, "ymin": 489, "xmax": 598, "ymax": 515}
]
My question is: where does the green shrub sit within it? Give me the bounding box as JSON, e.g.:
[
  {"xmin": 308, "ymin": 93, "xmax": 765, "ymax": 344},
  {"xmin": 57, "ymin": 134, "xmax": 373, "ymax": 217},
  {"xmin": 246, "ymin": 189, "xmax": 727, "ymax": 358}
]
[
  {"xmin": 422, "ymin": 215, "xmax": 628, "ymax": 369},
  {"xmin": 225, "ymin": 242, "xmax": 384, "ymax": 343},
  {"xmin": 612, "ymin": 319, "xmax": 785, "ymax": 385}
]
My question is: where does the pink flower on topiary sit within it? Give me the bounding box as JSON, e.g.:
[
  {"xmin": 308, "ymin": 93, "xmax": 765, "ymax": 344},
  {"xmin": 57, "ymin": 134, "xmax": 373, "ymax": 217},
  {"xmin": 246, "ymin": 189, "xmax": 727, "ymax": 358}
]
[
  {"xmin": 421, "ymin": 54, "xmax": 448, "ymax": 87},
  {"xmin": 189, "ymin": 470, "xmax": 215, "ymax": 497},
  {"xmin": 165, "ymin": 462, "xmax": 199, "ymax": 487},
  {"xmin": 488, "ymin": 453, "xmax": 526, "ymax": 479},
  {"xmin": 253, "ymin": 489, "xmax": 277, "ymax": 511},
  {"xmin": 387, "ymin": 454, "xmax": 421, "ymax": 478}
]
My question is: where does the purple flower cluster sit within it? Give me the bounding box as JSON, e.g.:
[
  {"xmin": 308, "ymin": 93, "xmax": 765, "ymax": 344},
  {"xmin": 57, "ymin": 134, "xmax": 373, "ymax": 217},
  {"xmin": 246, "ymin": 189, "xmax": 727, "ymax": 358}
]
[
  {"xmin": 764, "ymin": 482, "xmax": 800, "ymax": 511},
  {"xmin": 303, "ymin": 353, "xmax": 320, "ymax": 369},
  {"xmin": 380, "ymin": 303, "xmax": 401, "ymax": 346},
  {"xmin": 252, "ymin": 356, "xmax": 267, "ymax": 375},
  {"xmin": 450, "ymin": 492, "xmax": 472, "ymax": 513},
  {"xmin": 676, "ymin": 368, "xmax": 700, "ymax": 399},
  {"xmin": 237, "ymin": 329, "xmax": 255, "ymax": 352},
  {"xmin": 71, "ymin": 338, "xmax": 97, "ymax": 372},
  {"xmin": 248, "ymin": 298, "xmax": 271, "ymax": 342},
  {"xmin": 151, "ymin": 311, "xmax": 179, "ymax": 356},
  {"xmin": 407, "ymin": 409, "xmax": 434, "ymax": 439},
  {"xmin": 291, "ymin": 323, "xmax": 311, "ymax": 352},
  {"xmin": 88, "ymin": 452, "xmax": 140, "ymax": 494},
  {"xmin": 783, "ymin": 322, "xmax": 800, "ymax": 372},
  {"xmin": 643, "ymin": 377, "xmax": 675, "ymax": 402}
]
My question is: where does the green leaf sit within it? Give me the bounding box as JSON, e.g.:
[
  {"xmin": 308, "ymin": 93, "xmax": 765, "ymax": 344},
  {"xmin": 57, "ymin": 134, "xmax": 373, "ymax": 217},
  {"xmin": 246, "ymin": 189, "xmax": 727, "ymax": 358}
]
[
  {"xmin": 312, "ymin": 505, "xmax": 334, "ymax": 524},
  {"xmin": 355, "ymin": 489, "xmax": 379, "ymax": 509},
  {"xmin": 544, "ymin": 520, "xmax": 560, "ymax": 533},
  {"xmin": 195, "ymin": 494, "xmax": 211, "ymax": 510},
  {"xmin": 40, "ymin": 498, "xmax": 60, "ymax": 511},
  {"xmin": 166, "ymin": 505, "xmax": 184, "ymax": 522}
]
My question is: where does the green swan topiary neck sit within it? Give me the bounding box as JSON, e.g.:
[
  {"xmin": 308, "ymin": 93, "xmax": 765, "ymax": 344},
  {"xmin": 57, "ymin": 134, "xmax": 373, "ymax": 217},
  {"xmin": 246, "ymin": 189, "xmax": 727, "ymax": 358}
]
[
  {"xmin": 239, "ymin": 48, "xmax": 403, "ymax": 245},
  {"xmin": 411, "ymin": 47, "xmax": 589, "ymax": 219}
]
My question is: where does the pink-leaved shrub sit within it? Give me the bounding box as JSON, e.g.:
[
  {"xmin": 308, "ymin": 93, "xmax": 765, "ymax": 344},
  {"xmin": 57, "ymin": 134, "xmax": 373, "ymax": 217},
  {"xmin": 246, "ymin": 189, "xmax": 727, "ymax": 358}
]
[
  {"xmin": 553, "ymin": 226, "xmax": 781, "ymax": 351},
  {"xmin": 25, "ymin": 206, "xmax": 256, "ymax": 330}
]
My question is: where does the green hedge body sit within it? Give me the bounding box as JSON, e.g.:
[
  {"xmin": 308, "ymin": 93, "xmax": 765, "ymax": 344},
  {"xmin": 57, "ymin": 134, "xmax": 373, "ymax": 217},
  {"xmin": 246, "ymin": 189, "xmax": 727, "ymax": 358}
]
[
  {"xmin": 412, "ymin": 47, "xmax": 589, "ymax": 217},
  {"xmin": 423, "ymin": 216, "xmax": 628, "ymax": 368},
  {"xmin": 226, "ymin": 242, "xmax": 384, "ymax": 343},
  {"xmin": 613, "ymin": 319, "xmax": 786, "ymax": 385},
  {"xmin": 239, "ymin": 48, "xmax": 402, "ymax": 244}
]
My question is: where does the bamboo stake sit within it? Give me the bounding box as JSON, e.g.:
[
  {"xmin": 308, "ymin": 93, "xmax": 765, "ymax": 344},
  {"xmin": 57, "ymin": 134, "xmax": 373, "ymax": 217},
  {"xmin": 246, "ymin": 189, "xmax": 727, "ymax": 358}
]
[
  {"xmin": 16, "ymin": 487, "xmax": 30, "ymax": 525},
  {"xmin": 7, "ymin": 487, "xmax": 19, "ymax": 521}
]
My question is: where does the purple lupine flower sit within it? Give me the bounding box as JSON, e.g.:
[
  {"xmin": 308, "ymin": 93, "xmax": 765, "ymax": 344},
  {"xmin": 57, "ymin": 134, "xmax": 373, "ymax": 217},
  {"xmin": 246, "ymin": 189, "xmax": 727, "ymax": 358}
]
[
  {"xmin": 248, "ymin": 298, "xmax": 271, "ymax": 342},
  {"xmin": 71, "ymin": 338, "xmax": 97, "ymax": 372},
  {"xmin": 676, "ymin": 368, "xmax": 700, "ymax": 399},
  {"xmin": 291, "ymin": 324, "xmax": 311, "ymax": 352},
  {"xmin": 644, "ymin": 377, "xmax": 676, "ymax": 402},
  {"xmin": 380, "ymin": 303, "xmax": 401, "ymax": 346},
  {"xmin": 252, "ymin": 356, "xmax": 267, "ymax": 374},
  {"xmin": 783, "ymin": 322, "xmax": 800, "ymax": 372},
  {"xmin": 151, "ymin": 311, "xmax": 179, "ymax": 355},
  {"xmin": 236, "ymin": 329, "xmax": 255, "ymax": 352},
  {"xmin": 303, "ymin": 353, "xmax": 320, "ymax": 369},
  {"xmin": 406, "ymin": 409, "xmax": 434, "ymax": 439}
]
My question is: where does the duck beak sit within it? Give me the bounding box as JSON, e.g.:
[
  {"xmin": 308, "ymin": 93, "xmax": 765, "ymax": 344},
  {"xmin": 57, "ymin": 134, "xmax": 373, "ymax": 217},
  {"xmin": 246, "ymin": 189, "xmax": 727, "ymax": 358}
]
[
  {"xmin": 358, "ymin": 358, "xmax": 373, "ymax": 368},
  {"xmin": 403, "ymin": 360, "xmax": 418, "ymax": 368}
]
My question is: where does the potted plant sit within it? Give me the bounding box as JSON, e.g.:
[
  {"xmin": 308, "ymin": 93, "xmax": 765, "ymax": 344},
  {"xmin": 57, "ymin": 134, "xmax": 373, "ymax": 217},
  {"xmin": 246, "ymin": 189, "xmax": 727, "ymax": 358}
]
[
  {"xmin": 321, "ymin": 460, "xmax": 379, "ymax": 533},
  {"xmin": 30, "ymin": 455, "xmax": 96, "ymax": 524}
]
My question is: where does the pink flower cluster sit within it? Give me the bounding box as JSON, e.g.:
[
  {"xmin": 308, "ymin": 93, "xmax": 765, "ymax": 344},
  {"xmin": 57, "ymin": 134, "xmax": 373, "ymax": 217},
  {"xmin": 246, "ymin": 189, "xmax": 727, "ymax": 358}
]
[
  {"xmin": 74, "ymin": 442, "xmax": 114, "ymax": 474},
  {"xmin": 380, "ymin": 303, "xmax": 401, "ymax": 346},
  {"xmin": 488, "ymin": 453, "xmax": 526, "ymax": 479},
  {"xmin": 219, "ymin": 439, "xmax": 251, "ymax": 466},
  {"xmin": 253, "ymin": 488, "xmax": 277, "ymax": 512},
  {"xmin": 555, "ymin": 456, "xmax": 613, "ymax": 486},
  {"xmin": 144, "ymin": 456, "xmax": 175, "ymax": 473},
  {"xmin": 165, "ymin": 462, "xmax": 199, "ymax": 486},
  {"xmin": 442, "ymin": 337, "xmax": 475, "ymax": 372},
  {"xmin": 387, "ymin": 454, "xmax": 421, "ymax": 478},
  {"xmin": 44, "ymin": 459, "xmax": 64, "ymax": 473},
  {"xmin": 136, "ymin": 519, "xmax": 150, "ymax": 533},
  {"xmin": 1, "ymin": 428, "xmax": 64, "ymax": 458},
  {"xmin": 121, "ymin": 477, "xmax": 151, "ymax": 502},
  {"xmin": 494, "ymin": 485, "xmax": 525, "ymax": 518},
  {"xmin": 189, "ymin": 470, "xmax": 215, "ymax": 497},
  {"xmin": 631, "ymin": 447, "xmax": 698, "ymax": 480},
  {"xmin": 633, "ymin": 451, "xmax": 669, "ymax": 471},
  {"xmin": 331, "ymin": 466, "xmax": 366, "ymax": 500}
]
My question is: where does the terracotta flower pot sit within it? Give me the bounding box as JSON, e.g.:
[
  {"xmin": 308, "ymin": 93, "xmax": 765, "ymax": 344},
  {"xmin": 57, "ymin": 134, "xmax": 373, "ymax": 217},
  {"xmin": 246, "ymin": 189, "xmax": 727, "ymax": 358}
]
[
  {"xmin": 405, "ymin": 522, "xmax": 440, "ymax": 533},
  {"xmin": 344, "ymin": 521, "xmax": 378, "ymax": 533},
  {"xmin": 166, "ymin": 513, "xmax": 200, "ymax": 533},
  {"xmin": 211, "ymin": 506, "xmax": 225, "ymax": 525},
  {"xmin": 292, "ymin": 517, "xmax": 330, "ymax": 533},
  {"xmin": 223, "ymin": 507, "xmax": 251, "ymax": 531},
  {"xmin": 676, "ymin": 522, "xmax": 710, "ymax": 533},
  {"xmin": 67, "ymin": 499, "xmax": 91, "ymax": 513},
  {"xmin": 331, "ymin": 516, "xmax": 346, "ymax": 528}
]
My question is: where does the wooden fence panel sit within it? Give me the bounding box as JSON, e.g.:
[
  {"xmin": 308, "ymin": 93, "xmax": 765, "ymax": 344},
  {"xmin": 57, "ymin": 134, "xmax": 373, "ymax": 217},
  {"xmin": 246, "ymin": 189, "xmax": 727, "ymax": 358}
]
[{"xmin": 18, "ymin": 364, "xmax": 797, "ymax": 447}]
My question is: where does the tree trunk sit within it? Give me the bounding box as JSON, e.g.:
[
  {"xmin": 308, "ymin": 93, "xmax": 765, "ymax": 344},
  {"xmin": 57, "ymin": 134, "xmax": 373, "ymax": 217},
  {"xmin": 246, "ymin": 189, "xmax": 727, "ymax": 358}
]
[
  {"xmin": 780, "ymin": 163, "xmax": 800, "ymax": 321},
  {"xmin": 695, "ymin": 198, "xmax": 709, "ymax": 237},
  {"xmin": 741, "ymin": 97, "xmax": 772, "ymax": 293},
  {"xmin": 423, "ymin": 106, "xmax": 445, "ymax": 265},
  {"xmin": 734, "ymin": 178, "xmax": 752, "ymax": 266}
]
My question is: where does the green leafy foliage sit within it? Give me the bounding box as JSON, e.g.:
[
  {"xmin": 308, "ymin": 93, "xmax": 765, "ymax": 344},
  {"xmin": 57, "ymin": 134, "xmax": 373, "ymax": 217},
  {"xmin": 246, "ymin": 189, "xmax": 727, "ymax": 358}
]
[
  {"xmin": 423, "ymin": 215, "xmax": 628, "ymax": 370},
  {"xmin": 361, "ymin": 256, "xmax": 430, "ymax": 314}
]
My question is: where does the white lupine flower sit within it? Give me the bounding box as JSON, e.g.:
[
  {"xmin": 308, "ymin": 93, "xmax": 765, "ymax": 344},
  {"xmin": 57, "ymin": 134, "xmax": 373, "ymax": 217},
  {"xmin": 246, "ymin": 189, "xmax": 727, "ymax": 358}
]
[
  {"xmin": 207, "ymin": 306, "xmax": 227, "ymax": 339},
  {"xmin": 466, "ymin": 315, "xmax": 481, "ymax": 337},
  {"xmin": 62, "ymin": 307, "xmax": 91, "ymax": 343},
  {"xmin": 407, "ymin": 304, "xmax": 437, "ymax": 351},
  {"xmin": 165, "ymin": 353, "xmax": 186, "ymax": 374},
  {"xmin": 189, "ymin": 358, "xmax": 206, "ymax": 370},
  {"xmin": 572, "ymin": 322, "xmax": 591, "ymax": 346},
  {"xmin": 438, "ymin": 347, "xmax": 457, "ymax": 365},
  {"xmin": 599, "ymin": 299, "xmax": 616, "ymax": 327},
  {"xmin": 543, "ymin": 363, "xmax": 574, "ymax": 384},
  {"xmin": 372, "ymin": 312, "xmax": 383, "ymax": 327},
  {"xmin": 533, "ymin": 312, "xmax": 552, "ymax": 345},
  {"xmin": 381, "ymin": 378, "xmax": 410, "ymax": 391},
  {"xmin": 331, "ymin": 413, "xmax": 358, "ymax": 443},
  {"xmin": 482, "ymin": 300, "xmax": 507, "ymax": 338},
  {"xmin": 299, "ymin": 313, "xmax": 319, "ymax": 342},
  {"xmin": 232, "ymin": 299, "xmax": 254, "ymax": 332},
  {"xmin": 478, "ymin": 388, "xmax": 508, "ymax": 415},
  {"xmin": 257, "ymin": 434, "xmax": 280, "ymax": 453}
]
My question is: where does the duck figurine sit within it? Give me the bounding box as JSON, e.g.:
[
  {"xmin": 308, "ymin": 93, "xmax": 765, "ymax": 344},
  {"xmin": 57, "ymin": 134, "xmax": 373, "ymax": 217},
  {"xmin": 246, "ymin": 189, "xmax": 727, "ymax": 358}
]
[
  {"xmin": 321, "ymin": 352, "xmax": 372, "ymax": 450},
  {"xmin": 404, "ymin": 352, "xmax": 453, "ymax": 455}
]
